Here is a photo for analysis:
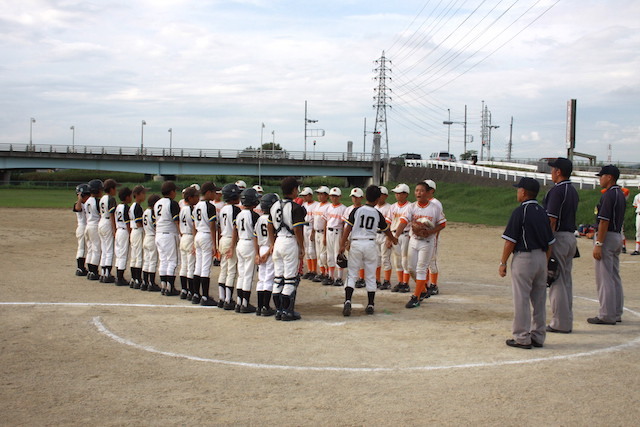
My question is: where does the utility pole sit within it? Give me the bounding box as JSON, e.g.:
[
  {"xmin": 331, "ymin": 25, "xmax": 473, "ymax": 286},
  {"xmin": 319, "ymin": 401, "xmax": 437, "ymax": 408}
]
[{"xmin": 507, "ymin": 117, "xmax": 513, "ymax": 161}]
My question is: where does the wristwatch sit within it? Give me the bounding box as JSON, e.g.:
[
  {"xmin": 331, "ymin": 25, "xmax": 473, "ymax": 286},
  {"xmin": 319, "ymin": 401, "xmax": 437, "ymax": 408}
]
[{"xmin": 595, "ymin": 241, "xmax": 603, "ymax": 247}]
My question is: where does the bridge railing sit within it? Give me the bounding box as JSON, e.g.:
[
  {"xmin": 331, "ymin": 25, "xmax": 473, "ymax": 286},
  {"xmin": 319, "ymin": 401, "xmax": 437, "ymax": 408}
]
[{"xmin": 0, "ymin": 143, "xmax": 373, "ymax": 162}]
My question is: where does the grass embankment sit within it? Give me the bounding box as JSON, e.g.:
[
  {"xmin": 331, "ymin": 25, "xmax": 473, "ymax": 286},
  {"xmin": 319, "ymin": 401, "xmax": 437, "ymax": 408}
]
[{"xmin": 0, "ymin": 182, "xmax": 634, "ymax": 238}]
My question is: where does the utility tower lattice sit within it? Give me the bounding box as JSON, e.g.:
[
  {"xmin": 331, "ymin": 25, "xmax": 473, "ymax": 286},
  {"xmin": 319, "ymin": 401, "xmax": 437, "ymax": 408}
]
[{"xmin": 373, "ymin": 51, "xmax": 391, "ymax": 159}]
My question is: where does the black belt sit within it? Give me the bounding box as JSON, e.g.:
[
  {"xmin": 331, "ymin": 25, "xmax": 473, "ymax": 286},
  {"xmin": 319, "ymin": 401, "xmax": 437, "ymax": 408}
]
[
  {"xmin": 328, "ymin": 227, "xmax": 342, "ymax": 232},
  {"xmin": 353, "ymin": 238, "xmax": 374, "ymax": 241},
  {"xmin": 315, "ymin": 229, "xmax": 324, "ymax": 233},
  {"xmin": 514, "ymin": 248, "xmax": 545, "ymax": 253},
  {"xmin": 181, "ymin": 233, "xmax": 193, "ymax": 235}
]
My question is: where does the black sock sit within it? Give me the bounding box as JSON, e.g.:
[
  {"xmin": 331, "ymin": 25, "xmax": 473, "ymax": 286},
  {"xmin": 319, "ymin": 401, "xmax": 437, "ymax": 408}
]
[
  {"xmin": 367, "ymin": 291, "xmax": 375, "ymax": 306},
  {"xmin": 273, "ymin": 293, "xmax": 281, "ymax": 310},
  {"xmin": 180, "ymin": 276, "xmax": 187, "ymax": 291},
  {"xmin": 280, "ymin": 295, "xmax": 290, "ymax": 312},
  {"xmin": 193, "ymin": 276, "xmax": 201, "ymax": 295},
  {"xmin": 257, "ymin": 291, "xmax": 264, "ymax": 309},
  {"xmin": 143, "ymin": 271, "xmax": 149, "ymax": 284},
  {"xmin": 187, "ymin": 278, "xmax": 193, "ymax": 293},
  {"xmin": 150, "ymin": 272, "xmax": 156, "ymax": 285},
  {"xmin": 136, "ymin": 268, "xmax": 142, "ymax": 281},
  {"xmin": 202, "ymin": 277, "xmax": 210, "ymax": 298},
  {"xmin": 243, "ymin": 291, "xmax": 251, "ymax": 307},
  {"xmin": 264, "ymin": 291, "xmax": 272, "ymax": 309},
  {"xmin": 106, "ymin": 266, "xmax": 112, "ymax": 277},
  {"xmin": 226, "ymin": 286, "xmax": 234, "ymax": 303},
  {"xmin": 117, "ymin": 269, "xmax": 124, "ymax": 281},
  {"xmin": 77, "ymin": 258, "xmax": 85, "ymax": 270},
  {"xmin": 345, "ymin": 286, "xmax": 354, "ymax": 302},
  {"xmin": 168, "ymin": 276, "xmax": 176, "ymax": 290},
  {"xmin": 237, "ymin": 289, "xmax": 244, "ymax": 305}
]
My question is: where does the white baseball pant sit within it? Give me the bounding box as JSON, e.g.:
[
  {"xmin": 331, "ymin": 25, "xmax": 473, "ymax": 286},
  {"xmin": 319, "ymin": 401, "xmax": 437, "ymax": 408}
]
[
  {"xmin": 408, "ymin": 237, "xmax": 436, "ymax": 281},
  {"xmin": 347, "ymin": 239, "xmax": 378, "ymax": 291},
  {"xmin": 236, "ymin": 239, "xmax": 256, "ymax": 292},
  {"xmin": 314, "ymin": 231, "xmax": 327, "ymax": 269},
  {"xmin": 75, "ymin": 224, "xmax": 86, "ymax": 259},
  {"xmin": 179, "ymin": 234, "xmax": 196, "ymax": 278},
  {"xmin": 304, "ymin": 226, "xmax": 316, "ymax": 259},
  {"xmin": 155, "ymin": 233, "xmax": 179, "ymax": 276},
  {"xmin": 114, "ymin": 228, "xmax": 130, "ymax": 270},
  {"xmin": 257, "ymin": 245, "xmax": 274, "ymax": 292},
  {"xmin": 428, "ymin": 236, "xmax": 439, "ymax": 274},
  {"xmin": 273, "ymin": 236, "xmax": 299, "ymax": 296},
  {"xmin": 217, "ymin": 235, "xmax": 237, "ymax": 287},
  {"xmin": 194, "ymin": 232, "xmax": 213, "ymax": 278},
  {"xmin": 98, "ymin": 222, "xmax": 114, "ymax": 267},
  {"xmin": 326, "ymin": 228, "xmax": 342, "ymax": 274},
  {"xmin": 392, "ymin": 233, "xmax": 410, "ymax": 275},
  {"xmin": 85, "ymin": 224, "xmax": 101, "ymax": 265},
  {"xmin": 142, "ymin": 235, "xmax": 158, "ymax": 272},
  {"xmin": 376, "ymin": 233, "xmax": 392, "ymax": 271},
  {"xmin": 129, "ymin": 228, "xmax": 144, "ymax": 269}
]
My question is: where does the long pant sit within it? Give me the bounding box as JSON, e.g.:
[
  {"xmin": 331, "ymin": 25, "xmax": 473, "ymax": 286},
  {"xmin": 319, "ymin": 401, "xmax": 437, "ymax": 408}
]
[
  {"xmin": 595, "ymin": 232, "xmax": 624, "ymax": 323},
  {"xmin": 314, "ymin": 230, "xmax": 327, "ymax": 270},
  {"xmin": 179, "ymin": 234, "xmax": 195, "ymax": 278},
  {"xmin": 85, "ymin": 224, "xmax": 101, "ymax": 265},
  {"xmin": 129, "ymin": 228, "xmax": 144, "ymax": 268},
  {"xmin": 257, "ymin": 245, "xmax": 274, "ymax": 292},
  {"xmin": 143, "ymin": 235, "xmax": 158, "ymax": 273},
  {"xmin": 347, "ymin": 239, "xmax": 378, "ymax": 291},
  {"xmin": 376, "ymin": 233, "xmax": 392, "ymax": 271},
  {"xmin": 273, "ymin": 236, "xmax": 299, "ymax": 296},
  {"xmin": 75, "ymin": 224, "xmax": 86, "ymax": 259},
  {"xmin": 304, "ymin": 226, "xmax": 316, "ymax": 259},
  {"xmin": 549, "ymin": 232, "xmax": 576, "ymax": 331},
  {"xmin": 155, "ymin": 233, "xmax": 179, "ymax": 277},
  {"xmin": 408, "ymin": 237, "xmax": 435, "ymax": 281},
  {"xmin": 218, "ymin": 235, "xmax": 237, "ymax": 287},
  {"xmin": 392, "ymin": 233, "xmax": 410, "ymax": 276},
  {"xmin": 98, "ymin": 222, "xmax": 114, "ymax": 267},
  {"xmin": 511, "ymin": 250, "xmax": 547, "ymax": 345},
  {"xmin": 236, "ymin": 240, "xmax": 256, "ymax": 292},
  {"xmin": 114, "ymin": 228, "xmax": 130, "ymax": 270}
]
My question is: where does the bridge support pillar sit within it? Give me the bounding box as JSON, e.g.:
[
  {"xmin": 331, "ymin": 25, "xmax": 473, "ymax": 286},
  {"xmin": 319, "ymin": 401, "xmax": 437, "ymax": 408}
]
[
  {"xmin": 153, "ymin": 175, "xmax": 166, "ymax": 182},
  {"xmin": 1, "ymin": 170, "xmax": 10, "ymax": 185}
]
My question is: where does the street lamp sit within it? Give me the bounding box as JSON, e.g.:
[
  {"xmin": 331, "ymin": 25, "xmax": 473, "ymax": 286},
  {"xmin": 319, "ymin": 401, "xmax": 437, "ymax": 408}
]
[
  {"xmin": 70, "ymin": 126, "xmax": 75, "ymax": 150},
  {"xmin": 29, "ymin": 117, "xmax": 36, "ymax": 148},
  {"xmin": 487, "ymin": 125, "xmax": 500, "ymax": 160},
  {"xmin": 140, "ymin": 120, "xmax": 146, "ymax": 153},
  {"xmin": 304, "ymin": 100, "xmax": 318, "ymax": 159},
  {"xmin": 168, "ymin": 128, "xmax": 172, "ymax": 155},
  {"xmin": 442, "ymin": 105, "xmax": 467, "ymax": 157}
]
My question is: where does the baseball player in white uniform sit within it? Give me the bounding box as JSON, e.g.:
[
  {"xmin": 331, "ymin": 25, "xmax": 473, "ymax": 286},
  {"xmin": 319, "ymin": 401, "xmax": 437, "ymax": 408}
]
[
  {"xmin": 396, "ymin": 181, "xmax": 447, "ymax": 308},
  {"xmin": 84, "ymin": 180, "xmax": 103, "ymax": 281},
  {"xmin": 98, "ymin": 179, "xmax": 118, "ymax": 283},
  {"xmin": 375, "ymin": 186, "xmax": 393, "ymax": 289},
  {"xmin": 154, "ymin": 181, "xmax": 181, "ymax": 296},
  {"xmin": 73, "ymin": 184, "xmax": 91, "ymax": 276},
  {"xmin": 323, "ymin": 187, "xmax": 347, "ymax": 286},
  {"xmin": 299, "ymin": 187, "xmax": 319, "ymax": 279},
  {"xmin": 256, "ymin": 193, "xmax": 279, "ymax": 316},
  {"xmin": 178, "ymin": 186, "xmax": 200, "ymax": 301},
  {"xmin": 218, "ymin": 184, "xmax": 242, "ymax": 310},
  {"xmin": 343, "ymin": 188, "xmax": 364, "ymax": 287},
  {"xmin": 311, "ymin": 186, "xmax": 330, "ymax": 282},
  {"xmin": 268, "ymin": 177, "xmax": 307, "ymax": 321},
  {"xmin": 230, "ymin": 188, "xmax": 262, "ymax": 313},
  {"xmin": 339, "ymin": 186, "xmax": 397, "ymax": 316},
  {"xmin": 128, "ymin": 185, "xmax": 147, "ymax": 289},
  {"xmin": 387, "ymin": 184, "xmax": 412, "ymax": 292},
  {"xmin": 142, "ymin": 194, "xmax": 160, "ymax": 291},
  {"xmin": 424, "ymin": 179, "xmax": 442, "ymax": 296},
  {"xmin": 632, "ymin": 187, "xmax": 640, "ymax": 256},
  {"xmin": 114, "ymin": 187, "xmax": 132, "ymax": 286},
  {"xmin": 212, "ymin": 188, "xmax": 225, "ymax": 266},
  {"xmin": 192, "ymin": 182, "xmax": 218, "ymax": 306}
]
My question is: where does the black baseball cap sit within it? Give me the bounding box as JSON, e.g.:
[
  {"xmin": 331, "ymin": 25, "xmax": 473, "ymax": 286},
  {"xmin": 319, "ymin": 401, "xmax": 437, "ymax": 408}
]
[
  {"xmin": 595, "ymin": 164, "xmax": 620, "ymax": 180},
  {"xmin": 513, "ymin": 177, "xmax": 540, "ymax": 193},
  {"xmin": 548, "ymin": 157, "xmax": 573, "ymax": 176}
]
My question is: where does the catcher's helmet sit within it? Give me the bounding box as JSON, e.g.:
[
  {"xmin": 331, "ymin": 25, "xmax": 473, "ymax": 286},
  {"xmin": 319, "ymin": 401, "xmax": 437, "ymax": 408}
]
[
  {"xmin": 221, "ymin": 183, "xmax": 241, "ymax": 202},
  {"xmin": 76, "ymin": 183, "xmax": 91, "ymax": 196},
  {"xmin": 88, "ymin": 179, "xmax": 104, "ymax": 194},
  {"xmin": 336, "ymin": 253, "xmax": 348, "ymax": 269},
  {"xmin": 240, "ymin": 188, "xmax": 261, "ymax": 207},
  {"xmin": 260, "ymin": 193, "xmax": 279, "ymax": 213}
]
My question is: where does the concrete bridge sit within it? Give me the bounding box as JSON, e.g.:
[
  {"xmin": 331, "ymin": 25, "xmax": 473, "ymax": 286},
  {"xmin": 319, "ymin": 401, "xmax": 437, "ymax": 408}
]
[{"xmin": 0, "ymin": 143, "xmax": 377, "ymax": 184}]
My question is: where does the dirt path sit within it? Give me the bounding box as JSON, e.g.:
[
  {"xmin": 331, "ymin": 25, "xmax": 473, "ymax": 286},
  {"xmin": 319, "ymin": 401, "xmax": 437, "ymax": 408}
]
[{"xmin": 0, "ymin": 208, "xmax": 638, "ymax": 425}]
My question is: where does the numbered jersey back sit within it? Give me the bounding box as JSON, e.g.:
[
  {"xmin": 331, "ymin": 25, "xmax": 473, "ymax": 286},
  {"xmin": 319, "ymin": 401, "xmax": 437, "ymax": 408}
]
[
  {"xmin": 346, "ymin": 205, "xmax": 388, "ymax": 240},
  {"xmin": 192, "ymin": 200, "xmax": 216, "ymax": 233}
]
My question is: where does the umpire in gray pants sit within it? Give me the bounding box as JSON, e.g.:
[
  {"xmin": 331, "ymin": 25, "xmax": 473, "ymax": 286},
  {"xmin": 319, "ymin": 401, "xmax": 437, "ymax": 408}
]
[
  {"xmin": 499, "ymin": 178, "xmax": 555, "ymax": 349},
  {"xmin": 543, "ymin": 158, "xmax": 579, "ymax": 333}
]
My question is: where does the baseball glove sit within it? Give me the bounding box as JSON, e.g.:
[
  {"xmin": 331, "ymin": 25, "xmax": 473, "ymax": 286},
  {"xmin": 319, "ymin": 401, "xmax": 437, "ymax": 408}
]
[
  {"xmin": 336, "ymin": 253, "xmax": 348, "ymax": 268},
  {"xmin": 546, "ymin": 257, "xmax": 559, "ymax": 287}
]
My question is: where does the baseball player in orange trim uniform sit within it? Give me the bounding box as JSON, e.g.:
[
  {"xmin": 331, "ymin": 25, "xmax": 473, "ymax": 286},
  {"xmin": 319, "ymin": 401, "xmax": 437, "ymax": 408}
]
[
  {"xmin": 128, "ymin": 185, "xmax": 146, "ymax": 289},
  {"xmin": 311, "ymin": 186, "xmax": 330, "ymax": 282},
  {"xmin": 424, "ymin": 179, "xmax": 442, "ymax": 296},
  {"xmin": 299, "ymin": 187, "xmax": 319, "ymax": 279},
  {"xmin": 323, "ymin": 187, "xmax": 347, "ymax": 286},
  {"xmin": 396, "ymin": 181, "xmax": 447, "ymax": 309},
  {"xmin": 387, "ymin": 184, "xmax": 412, "ymax": 293},
  {"xmin": 375, "ymin": 186, "xmax": 393, "ymax": 289}
]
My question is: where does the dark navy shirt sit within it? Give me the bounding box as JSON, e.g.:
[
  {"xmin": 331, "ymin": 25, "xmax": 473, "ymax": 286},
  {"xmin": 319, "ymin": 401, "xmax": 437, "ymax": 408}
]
[
  {"xmin": 502, "ymin": 199, "xmax": 556, "ymax": 252},
  {"xmin": 596, "ymin": 185, "xmax": 626, "ymax": 233},
  {"xmin": 543, "ymin": 180, "xmax": 579, "ymax": 232}
]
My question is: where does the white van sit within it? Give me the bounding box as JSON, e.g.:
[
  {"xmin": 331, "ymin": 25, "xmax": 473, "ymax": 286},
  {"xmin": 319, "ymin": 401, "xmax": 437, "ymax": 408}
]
[{"xmin": 430, "ymin": 151, "xmax": 456, "ymax": 162}]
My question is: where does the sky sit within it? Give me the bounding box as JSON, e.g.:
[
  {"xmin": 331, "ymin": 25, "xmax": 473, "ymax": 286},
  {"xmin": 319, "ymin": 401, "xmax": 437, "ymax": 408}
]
[{"xmin": 1, "ymin": 0, "xmax": 638, "ymax": 164}]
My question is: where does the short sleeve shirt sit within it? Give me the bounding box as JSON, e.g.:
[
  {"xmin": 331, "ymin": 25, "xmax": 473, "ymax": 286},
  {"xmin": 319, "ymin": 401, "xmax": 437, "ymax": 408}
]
[
  {"xmin": 346, "ymin": 205, "xmax": 389, "ymax": 240},
  {"xmin": 596, "ymin": 185, "xmax": 626, "ymax": 233},
  {"xmin": 502, "ymin": 200, "xmax": 556, "ymax": 252},
  {"xmin": 543, "ymin": 180, "xmax": 579, "ymax": 232}
]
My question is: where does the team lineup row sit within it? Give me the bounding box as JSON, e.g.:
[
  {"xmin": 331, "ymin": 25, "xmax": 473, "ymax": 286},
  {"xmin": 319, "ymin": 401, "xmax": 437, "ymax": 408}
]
[{"xmin": 72, "ymin": 177, "xmax": 445, "ymax": 320}]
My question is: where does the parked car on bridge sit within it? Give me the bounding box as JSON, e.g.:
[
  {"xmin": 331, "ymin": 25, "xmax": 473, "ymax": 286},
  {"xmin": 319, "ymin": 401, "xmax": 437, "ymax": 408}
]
[
  {"xmin": 430, "ymin": 151, "xmax": 456, "ymax": 162},
  {"xmin": 398, "ymin": 153, "xmax": 422, "ymax": 160}
]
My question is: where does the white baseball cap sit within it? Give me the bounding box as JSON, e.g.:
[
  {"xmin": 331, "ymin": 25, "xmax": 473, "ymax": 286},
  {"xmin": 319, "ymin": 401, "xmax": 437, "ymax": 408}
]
[
  {"xmin": 424, "ymin": 179, "xmax": 437, "ymax": 190},
  {"xmin": 392, "ymin": 183, "xmax": 410, "ymax": 193},
  {"xmin": 235, "ymin": 180, "xmax": 247, "ymax": 189},
  {"xmin": 329, "ymin": 187, "xmax": 342, "ymax": 196},
  {"xmin": 252, "ymin": 185, "xmax": 263, "ymax": 194},
  {"xmin": 299, "ymin": 187, "xmax": 313, "ymax": 196},
  {"xmin": 315, "ymin": 185, "xmax": 330, "ymax": 194},
  {"xmin": 349, "ymin": 187, "xmax": 363, "ymax": 198},
  {"xmin": 183, "ymin": 183, "xmax": 201, "ymax": 193},
  {"xmin": 379, "ymin": 186, "xmax": 388, "ymax": 195}
]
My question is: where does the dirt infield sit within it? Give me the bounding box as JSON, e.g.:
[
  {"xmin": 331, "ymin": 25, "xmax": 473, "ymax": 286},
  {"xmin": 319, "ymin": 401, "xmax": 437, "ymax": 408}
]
[{"xmin": 1, "ymin": 208, "xmax": 638, "ymax": 426}]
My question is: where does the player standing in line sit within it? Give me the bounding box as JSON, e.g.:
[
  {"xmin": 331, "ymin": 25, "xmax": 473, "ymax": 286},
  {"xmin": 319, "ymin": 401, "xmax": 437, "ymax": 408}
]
[
  {"xmin": 632, "ymin": 185, "xmax": 640, "ymax": 256},
  {"xmin": 499, "ymin": 177, "xmax": 555, "ymax": 349},
  {"xmin": 154, "ymin": 181, "xmax": 181, "ymax": 296},
  {"xmin": 179, "ymin": 184, "xmax": 200, "ymax": 208},
  {"xmin": 311, "ymin": 186, "xmax": 330, "ymax": 283},
  {"xmin": 323, "ymin": 187, "xmax": 347, "ymax": 286},
  {"xmin": 230, "ymin": 188, "xmax": 262, "ymax": 313},
  {"xmin": 397, "ymin": 181, "xmax": 447, "ymax": 309},
  {"xmin": 299, "ymin": 187, "xmax": 319, "ymax": 279},
  {"xmin": 84, "ymin": 179, "xmax": 103, "ymax": 281},
  {"xmin": 114, "ymin": 187, "xmax": 132, "ymax": 286},
  {"xmin": 212, "ymin": 186, "xmax": 225, "ymax": 266},
  {"xmin": 543, "ymin": 158, "xmax": 579, "ymax": 334},
  {"xmin": 142, "ymin": 194, "xmax": 161, "ymax": 292},
  {"xmin": 387, "ymin": 184, "xmax": 412, "ymax": 293},
  {"xmin": 98, "ymin": 179, "xmax": 118, "ymax": 283},
  {"xmin": 128, "ymin": 185, "xmax": 147, "ymax": 289},
  {"xmin": 423, "ymin": 179, "xmax": 443, "ymax": 296},
  {"xmin": 375, "ymin": 186, "xmax": 393, "ymax": 289},
  {"xmin": 73, "ymin": 183, "xmax": 91, "ymax": 276},
  {"xmin": 218, "ymin": 184, "xmax": 242, "ymax": 310},
  {"xmin": 268, "ymin": 177, "xmax": 307, "ymax": 321},
  {"xmin": 588, "ymin": 165, "xmax": 626, "ymax": 325},
  {"xmin": 178, "ymin": 186, "xmax": 200, "ymax": 300},
  {"xmin": 339, "ymin": 185, "xmax": 397, "ymax": 316},
  {"xmin": 343, "ymin": 188, "xmax": 364, "ymax": 287},
  {"xmin": 255, "ymin": 193, "xmax": 279, "ymax": 316},
  {"xmin": 192, "ymin": 182, "xmax": 218, "ymax": 306}
]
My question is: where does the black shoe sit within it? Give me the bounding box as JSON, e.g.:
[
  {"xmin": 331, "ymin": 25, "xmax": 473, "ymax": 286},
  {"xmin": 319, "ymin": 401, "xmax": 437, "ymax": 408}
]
[
  {"xmin": 428, "ymin": 284, "xmax": 439, "ymax": 295},
  {"xmin": 223, "ymin": 301, "xmax": 236, "ymax": 311},
  {"xmin": 630, "ymin": 251, "xmax": 640, "ymax": 256},
  {"xmin": 376, "ymin": 281, "xmax": 381, "ymax": 289},
  {"xmin": 201, "ymin": 296, "xmax": 217, "ymax": 306},
  {"xmin": 75, "ymin": 268, "xmax": 88, "ymax": 277},
  {"xmin": 133, "ymin": 280, "xmax": 141, "ymax": 289},
  {"xmin": 546, "ymin": 325, "xmax": 571, "ymax": 333},
  {"xmin": 365, "ymin": 304, "xmax": 374, "ymax": 315},
  {"xmin": 186, "ymin": 291, "xmax": 193, "ymax": 301},
  {"xmin": 380, "ymin": 280, "xmax": 391, "ymax": 290},
  {"xmin": 180, "ymin": 290, "xmax": 188, "ymax": 299},
  {"xmin": 192, "ymin": 294, "xmax": 201, "ymax": 304},
  {"xmin": 115, "ymin": 279, "xmax": 129, "ymax": 287},
  {"xmin": 140, "ymin": 283, "xmax": 148, "ymax": 291},
  {"xmin": 148, "ymin": 284, "xmax": 161, "ymax": 292},
  {"xmin": 213, "ymin": 259, "xmax": 221, "ymax": 266},
  {"xmin": 275, "ymin": 310, "xmax": 283, "ymax": 320},
  {"xmin": 399, "ymin": 283, "xmax": 411, "ymax": 293},
  {"xmin": 302, "ymin": 272, "xmax": 315, "ymax": 280},
  {"xmin": 165, "ymin": 288, "xmax": 180, "ymax": 296},
  {"xmin": 129, "ymin": 279, "xmax": 135, "ymax": 288},
  {"xmin": 261, "ymin": 307, "xmax": 276, "ymax": 317},
  {"xmin": 103, "ymin": 275, "xmax": 115, "ymax": 284},
  {"xmin": 87, "ymin": 272, "xmax": 99, "ymax": 281},
  {"xmin": 99, "ymin": 275, "xmax": 105, "ymax": 283},
  {"xmin": 419, "ymin": 290, "xmax": 430, "ymax": 302},
  {"xmin": 342, "ymin": 301, "xmax": 352, "ymax": 317},
  {"xmin": 391, "ymin": 283, "xmax": 402, "ymax": 292},
  {"xmin": 161, "ymin": 288, "xmax": 166, "ymax": 295},
  {"xmin": 355, "ymin": 278, "xmax": 365, "ymax": 288},
  {"xmin": 405, "ymin": 295, "xmax": 420, "ymax": 309},
  {"xmin": 234, "ymin": 303, "xmax": 241, "ymax": 313},
  {"xmin": 587, "ymin": 316, "xmax": 616, "ymax": 325},
  {"xmin": 240, "ymin": 304, "xmax": 257, "ymax": 314},
  {"xmin": 312, "ymin": 274, "xmax": 324, "ymax": 283},
  {"xmin": 531, "ymin": 338, "xmax": 543, "ymax": 348},
  {"xmin": 322, "ymin": 277, "xmax": 333, "ymax": 286},
  {"xmin": 255, "ymin": 307, "xmax": 263, "ymax": 316},
  {"xmin": 281, "ymin": 310, "xmax": 301, "ymax": 321},
  {"xmin": 506, "ymin": 339, "xmax": 532, "ymax": 349},
  {"xmin": 621, "ymin": 247, "xmax": 627, "ymax": 254},
  {"xmin": 217, "ymin": 299, "xmax": 225, "ymax": 308},
  {"xmin": 334, "ymin": 278, "xmax": 343, "ymax": 287}
]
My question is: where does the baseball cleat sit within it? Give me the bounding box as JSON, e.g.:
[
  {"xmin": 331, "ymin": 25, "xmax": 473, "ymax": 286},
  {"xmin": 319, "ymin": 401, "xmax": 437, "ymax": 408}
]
[
  {"xmin": 103, "ymin": 275, "xmax": 115, "ymax": 284},
  {"xmin": 200, "ymin": 296, "xmax": 217, "ymax": 306},
  {"xmin": 240, "ymin": 304, "xmax": 257, "ymax": 314},
  {"xmin": 419, "ymin": 290, "xmax": 430, "ymax": 301},
  {"xmin": 223, "ymin": 301, "xmax": 236, "ymax": 311},
  {"xmin": 505, "ymin": 339, "xmax": 532, "ymax": 349},
  {"xmin": 391, "ymin": 283, "xmax": 401, "ymax": 292},
  {"xmin": 281, "ymin": 310, "xmax": 301, "ymax": 321},
  {"xmin": 139, "ymin": 283, "xmax": 148, "ymax": 291},
  {"xmin": 428, "ymin": 284, "xmax": 439, "ymax": 295},
  {"xmin": 87, "ymin": 272, "xmax": 99, "ymax": 281},
  {"xmin": 213, "ymin": 259, "xmax": 221, "ymax": 266},
  {"xmin": 186, "ymin": 291, "xmax": 193, "ymax": 301},
  {"xmin": 148, "ymin": 284, "xmax": 161, "ymax": 292},
  {"xmin": 261, "ymin": 307, "xmax": 276, "ymax": 317},
  {"xmin": 380, "ymin": 280, "xmax": 391, "ymax": 290},
  {"xmin": 191, "ymin": 294, "xmax": 201, "ymax": 304},
  {"xmin": 631, "ymin": 251, "xmax": 640, "ymax": 256},
  {"xmin": 399, "ymin": 283, "xmax": 411, "ymax": 293},
  {"xmin": 321, "ymin": 277, "xmax": 333, "ymax": 286},
  {"xmin": 255, "ymin": 307, "xmax": 262, "ymax": 316},
  {"xmin": 342, "ymin": 301, "xmax": 352, "ymax": 317},
  {"xmin": 355, "ymin": 278, "xmax": 365, "ymax": 288},
  {"xmin": 275, "ymin": 310, "xmax": 283, "ymax": 320},
  {"xmin": 376, "ymin": 281, "xmax": 381, "ymax": 289},
  {"xmin": 365, "ymin": 304, "xmax": 374, "ymax": 315},
  {"xmin": 405, "ymin": 295, "xmax": 420, "ymax": 309},
  {"xmin": 217, "ymin": 299, "xmax": 225, "ymax": 308},
  {"xmin": 312, "ymin": 274, "xmax": 324, "ymax": 283},
  {"xmin": 179, "ymin": 290, "xmax": 188, "ymax": 299},
  {"xmin": 133, "ymin": 280, "xmax": 141, "ymax": 289},
  {"xmin": 234, "ymin": 303, "xmax": 241, "ymax": 313},
  {"xmin": 99, "ymin": 275, "xmax": 105, "ymax": 283},
  {"xmin": 334, "ymin": 278, "xmax": 343, "ymax": 287},
  {"xmin": 75, "ymin": 268, "xmax": 88, "ymax": 277},
  {"xmin": 115, "ymin": 279, "xmax": 129, "ymax": 287},
  {"xmin": 587, "ymin": 317, "xmax": 616, "ymax": 325}
]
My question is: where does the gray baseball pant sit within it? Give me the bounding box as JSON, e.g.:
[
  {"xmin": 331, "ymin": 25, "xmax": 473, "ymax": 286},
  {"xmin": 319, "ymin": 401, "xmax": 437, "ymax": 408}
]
[
  {"xmin": 594, "ymin": 232, "xmax": 624, "ymax": 323},
  {"xmin": 549, "ymin": 232, "xmax": 576, "ymax": 331},
  {"xmin": 511, "ymin": 250, "xmax": 547, "ymax": 345}
]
